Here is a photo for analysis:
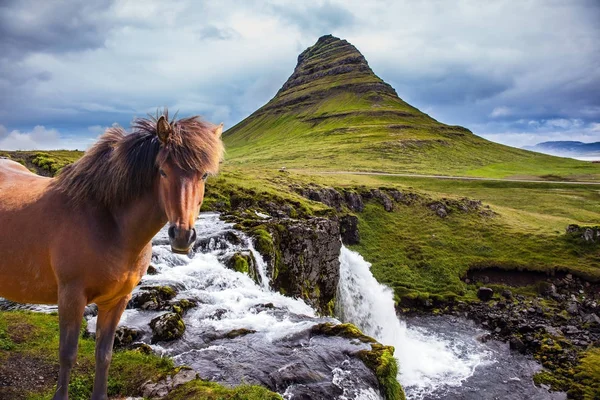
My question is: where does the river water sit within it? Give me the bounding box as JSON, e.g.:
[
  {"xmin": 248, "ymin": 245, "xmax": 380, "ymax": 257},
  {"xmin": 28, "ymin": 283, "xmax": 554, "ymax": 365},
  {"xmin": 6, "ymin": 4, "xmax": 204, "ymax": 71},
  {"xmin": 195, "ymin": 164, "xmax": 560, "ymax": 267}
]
[{"xmin": 4, "ymin": 212, "xmax": 564, "ymax": 399}]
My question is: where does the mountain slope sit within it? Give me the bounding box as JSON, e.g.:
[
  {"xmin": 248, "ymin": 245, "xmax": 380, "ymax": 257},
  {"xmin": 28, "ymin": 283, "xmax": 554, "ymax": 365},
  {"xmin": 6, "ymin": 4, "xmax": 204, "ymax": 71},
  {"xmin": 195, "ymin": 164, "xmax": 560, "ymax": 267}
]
[{"xmin": 224, "ymin": 35, "xmax": 600, "ymax": 181}]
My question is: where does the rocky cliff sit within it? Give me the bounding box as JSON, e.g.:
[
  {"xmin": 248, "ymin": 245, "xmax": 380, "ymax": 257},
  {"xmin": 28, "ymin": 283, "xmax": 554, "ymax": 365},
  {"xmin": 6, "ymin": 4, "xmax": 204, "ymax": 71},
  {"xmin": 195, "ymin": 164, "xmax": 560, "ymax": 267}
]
[{"xmin": 251, "ymin": 217, "xmax": 341, "ymax": 315}]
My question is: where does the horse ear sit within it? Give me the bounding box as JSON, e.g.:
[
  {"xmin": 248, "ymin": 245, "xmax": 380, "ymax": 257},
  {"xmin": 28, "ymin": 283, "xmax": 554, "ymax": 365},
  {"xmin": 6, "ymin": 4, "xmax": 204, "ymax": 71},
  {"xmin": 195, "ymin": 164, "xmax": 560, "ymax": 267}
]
[
  {"xmin": 214, "ymin": 123, "xmax": 223, "ymax": 137},
  {"xmin": 156, "ymin": 116, "xmax": 171, "ymax": 144}
]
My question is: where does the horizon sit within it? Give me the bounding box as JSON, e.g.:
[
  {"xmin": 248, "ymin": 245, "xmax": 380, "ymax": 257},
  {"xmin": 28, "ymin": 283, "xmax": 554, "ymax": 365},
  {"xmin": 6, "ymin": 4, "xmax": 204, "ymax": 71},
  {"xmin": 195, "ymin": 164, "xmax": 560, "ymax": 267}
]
[{"xmin": 0, "ymin": 0, "xmax": 599, "ymax": 151}]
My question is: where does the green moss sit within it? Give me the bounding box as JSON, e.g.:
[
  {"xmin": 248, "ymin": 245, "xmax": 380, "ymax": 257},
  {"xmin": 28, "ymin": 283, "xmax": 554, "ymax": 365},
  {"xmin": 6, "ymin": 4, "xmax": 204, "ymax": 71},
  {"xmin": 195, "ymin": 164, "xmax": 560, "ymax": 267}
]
[
  {"xmin": 574, "ymin": 348, "xmax": 600, "ymax": 399},
  {"xmin": 357, "ymin": 343, "xmax": 405, "ymax": 400},
  {"xmin": 251, "ymin": 228, "xmax": 274, "ymax": 255},
  {"xmin": 311, "ymin": 322, "xmax": 376, "ymax": 344},
  {"xmin": 225, "ymin": 328, "xmax": 257, "ymax": 339},
  {"xmin": 230, "ymin": 253, "xmax": 250, "ymax": 274},
  {"xmin": 533, "ymin": 370, "xmax": 571, "ymax": 392},
  {"xmin": 164, "ymin": 379, "xmax": 281, "ymax": 400},
  {"xmin": 325, "ymin": 298, "xmax": 336, "ymax": 317},
  {"xmin": 157, "ymin": 285, "xmax": 176, "ymax": 298}
]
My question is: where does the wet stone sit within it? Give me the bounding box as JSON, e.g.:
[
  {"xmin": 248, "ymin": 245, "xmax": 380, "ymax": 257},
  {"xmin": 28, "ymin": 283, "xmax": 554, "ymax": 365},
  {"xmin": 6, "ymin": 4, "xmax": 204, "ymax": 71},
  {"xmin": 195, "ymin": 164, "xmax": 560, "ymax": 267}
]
[
  {"xmin": 477, "ymin": 287, "xmax": 494, "ymax": 302},
  {"xmin": 114, "ymin": 326, "xmax": 143, "ymax": 348},
  {"xmin": 150, "ymin": 312, "xmax": 185, "ymax": 343}
]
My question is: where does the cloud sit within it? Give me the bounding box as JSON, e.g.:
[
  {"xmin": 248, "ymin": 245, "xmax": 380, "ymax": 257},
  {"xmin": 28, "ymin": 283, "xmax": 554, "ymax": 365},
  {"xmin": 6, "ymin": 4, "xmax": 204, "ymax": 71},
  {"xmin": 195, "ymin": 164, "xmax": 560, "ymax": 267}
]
[
  {"xmin": 0, "ymin": 0, "xmax": 115, "ymax": 58},
  {"xmin": 198, "ymin": 25, "xmax": 239, "ymax": 41},
  {"xmin": 269, "ymin": 1, "xmax": 356, "ymax": 35},
  {"xmin": 476, "ymin": 119, "xmax": 600, "ymax": 147},
  {"xmin": 490, "ymin": 107, "xmax": 512, "ymax": 118},
  {"xmin": 0, "ymin": 125, "xmax": 60, "ymax": 150}
]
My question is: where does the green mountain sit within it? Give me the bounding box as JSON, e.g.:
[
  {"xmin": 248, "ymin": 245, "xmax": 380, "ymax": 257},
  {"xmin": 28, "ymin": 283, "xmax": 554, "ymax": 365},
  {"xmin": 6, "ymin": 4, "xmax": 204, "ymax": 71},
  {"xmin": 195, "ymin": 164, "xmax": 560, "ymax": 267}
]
[{"xmin": 224, "ymin": 35, "xmax": 599, "ymax": 181}]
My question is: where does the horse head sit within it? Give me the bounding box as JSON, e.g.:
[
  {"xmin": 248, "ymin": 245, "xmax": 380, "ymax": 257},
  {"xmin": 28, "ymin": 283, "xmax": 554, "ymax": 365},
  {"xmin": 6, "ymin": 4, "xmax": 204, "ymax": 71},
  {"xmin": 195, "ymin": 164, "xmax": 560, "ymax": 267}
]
[{"xmin": 154, "ymin": 115, "xmax": 223, "ymax": 254}]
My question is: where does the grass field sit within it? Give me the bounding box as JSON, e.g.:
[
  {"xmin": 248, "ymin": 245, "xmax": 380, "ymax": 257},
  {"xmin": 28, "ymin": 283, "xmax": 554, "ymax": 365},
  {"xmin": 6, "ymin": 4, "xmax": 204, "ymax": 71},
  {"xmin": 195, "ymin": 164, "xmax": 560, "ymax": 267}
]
[{"xmin": 0, "ymin": 311, "xmax": 280, "ymax": 400}]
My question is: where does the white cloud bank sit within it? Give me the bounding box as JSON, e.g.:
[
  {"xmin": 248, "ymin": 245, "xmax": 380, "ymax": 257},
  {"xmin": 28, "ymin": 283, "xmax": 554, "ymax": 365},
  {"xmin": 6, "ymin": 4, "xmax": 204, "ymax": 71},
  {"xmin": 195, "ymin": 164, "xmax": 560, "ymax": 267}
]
[{"xmin": 0, "ymin": 125, "xmax": 94, "ymax": 150}]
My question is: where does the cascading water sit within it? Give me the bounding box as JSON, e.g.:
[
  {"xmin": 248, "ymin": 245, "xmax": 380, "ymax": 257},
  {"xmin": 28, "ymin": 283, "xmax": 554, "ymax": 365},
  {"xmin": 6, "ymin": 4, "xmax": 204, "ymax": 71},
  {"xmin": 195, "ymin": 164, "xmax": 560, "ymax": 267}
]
[{"xmin": 336, "ymin": 247, "xmax": 489, "ymax": 399}]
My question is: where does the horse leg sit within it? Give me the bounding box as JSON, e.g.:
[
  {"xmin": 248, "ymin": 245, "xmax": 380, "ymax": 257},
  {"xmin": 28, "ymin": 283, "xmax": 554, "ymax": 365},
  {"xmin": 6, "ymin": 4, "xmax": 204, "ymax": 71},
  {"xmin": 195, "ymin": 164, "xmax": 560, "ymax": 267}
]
[
  {"xmin": 53, "ymin": 288, "xmax": 87, "ymax": 400},
  {"xmin": 91, "ymin": 296, "xmax": 129, "ymax": 400}
]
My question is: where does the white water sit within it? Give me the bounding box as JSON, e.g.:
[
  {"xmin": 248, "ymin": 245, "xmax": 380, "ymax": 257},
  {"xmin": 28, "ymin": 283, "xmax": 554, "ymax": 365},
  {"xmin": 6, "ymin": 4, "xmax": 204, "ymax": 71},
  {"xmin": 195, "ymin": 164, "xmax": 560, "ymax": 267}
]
[
  {"xmin": 337, "ymin": 247, "xmax": 492, "ymax": 399},
  {"xmin": 89, "ymin": 214, "xmax": 318, "ymax": 345}
]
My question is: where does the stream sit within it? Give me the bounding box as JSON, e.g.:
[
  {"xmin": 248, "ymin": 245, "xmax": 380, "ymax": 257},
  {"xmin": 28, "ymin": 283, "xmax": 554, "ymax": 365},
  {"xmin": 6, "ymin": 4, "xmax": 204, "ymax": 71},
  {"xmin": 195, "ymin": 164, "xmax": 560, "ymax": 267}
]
[{"xmin": 5, "ymin": 212, "xmax": 565, "ymax": 399}]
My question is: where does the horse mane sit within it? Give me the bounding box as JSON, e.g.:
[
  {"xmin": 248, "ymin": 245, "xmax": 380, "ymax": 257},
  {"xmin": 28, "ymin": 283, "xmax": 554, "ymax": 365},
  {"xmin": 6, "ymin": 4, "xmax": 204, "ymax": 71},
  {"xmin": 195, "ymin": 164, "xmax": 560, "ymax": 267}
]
[{"xmin": 52, "ymin": 110, "xmax": 224, "ymax": 208}]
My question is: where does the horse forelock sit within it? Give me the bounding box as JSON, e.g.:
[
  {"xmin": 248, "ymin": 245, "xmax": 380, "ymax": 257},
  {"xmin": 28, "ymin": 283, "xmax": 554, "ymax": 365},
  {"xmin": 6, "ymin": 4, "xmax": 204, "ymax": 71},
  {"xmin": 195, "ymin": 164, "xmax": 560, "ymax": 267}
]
[{"xmin": 52, "ymin": 112, "xmax": 224, "ymax": 208}]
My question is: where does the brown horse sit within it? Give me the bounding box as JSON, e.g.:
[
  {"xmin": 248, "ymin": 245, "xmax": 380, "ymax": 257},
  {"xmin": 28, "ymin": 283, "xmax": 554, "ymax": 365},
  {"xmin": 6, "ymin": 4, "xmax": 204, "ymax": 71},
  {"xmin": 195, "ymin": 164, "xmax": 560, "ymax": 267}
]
[{"xmin": 0, "ymin": 111, "xmax": 223, "ymax": 400}]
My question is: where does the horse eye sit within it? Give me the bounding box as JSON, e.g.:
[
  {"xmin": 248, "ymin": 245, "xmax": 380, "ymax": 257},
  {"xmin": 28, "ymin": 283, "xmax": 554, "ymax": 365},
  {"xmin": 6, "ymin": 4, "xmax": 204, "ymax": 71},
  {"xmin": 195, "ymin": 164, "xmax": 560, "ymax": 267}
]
[
  {"xmin": 202, "ymin": 173, "xmax": 208, "ymax": 181},
  {"xmin": 159, "ymin": 169, "xmax": 167, "ymax": 178}
]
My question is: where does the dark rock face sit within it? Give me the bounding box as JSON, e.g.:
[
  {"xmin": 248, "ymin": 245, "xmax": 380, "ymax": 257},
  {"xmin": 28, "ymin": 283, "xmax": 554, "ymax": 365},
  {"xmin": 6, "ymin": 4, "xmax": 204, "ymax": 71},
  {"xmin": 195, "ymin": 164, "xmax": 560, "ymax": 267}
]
[
  {"xmin": 344, "ymin": 190, "xmax": 364, "ymax": 212},
  {"xmin": 275, "ymin": 35, "xmax": 397, "ymax": 103},
  {"xmin": 428, "ymin": 202, "xmax": 448, "ymax": 218},
  {"xmin": 302, "ymin": 187, "xmax": 345, "ymax": 211},
  {"xmin": 150, "ymin": 312, "xmax": 185, "ymax": 343},
  {"xmin": 340, "ymin": 215, "xmax": 360, "ymax": 245},
  {"xmin": 477, "ymin": 287, "xmax": 494, "ymax": 301},
  {"xmin": 254, "ymin": 218, "xmax": 341, "ymax": 315},
  {"xmin": 371, "ymin": 190, "xmax": 393, "ymax": 212}
]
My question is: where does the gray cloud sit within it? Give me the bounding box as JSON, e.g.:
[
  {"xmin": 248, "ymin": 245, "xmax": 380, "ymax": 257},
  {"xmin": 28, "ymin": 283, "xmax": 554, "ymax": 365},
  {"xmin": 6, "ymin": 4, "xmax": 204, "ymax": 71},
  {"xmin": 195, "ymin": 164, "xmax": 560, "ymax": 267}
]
[
  {"xmin": 198, "ymin": 25, "xmax": 239, "ymax": 41},
  {"xmin": 269, "ymin": 1, "xmax": 356, "ymax": 35},
  {"xmin": 0, "ymin": 0, "xmax": 114, "ymax": 58}
]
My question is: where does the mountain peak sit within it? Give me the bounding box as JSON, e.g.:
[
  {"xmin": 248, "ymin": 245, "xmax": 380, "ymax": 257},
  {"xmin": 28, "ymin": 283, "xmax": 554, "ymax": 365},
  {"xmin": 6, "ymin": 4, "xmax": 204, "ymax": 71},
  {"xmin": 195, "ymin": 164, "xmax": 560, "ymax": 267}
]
[{"xmin": 267, "ymin": 35, "xmax": 397, "ymax": 112}]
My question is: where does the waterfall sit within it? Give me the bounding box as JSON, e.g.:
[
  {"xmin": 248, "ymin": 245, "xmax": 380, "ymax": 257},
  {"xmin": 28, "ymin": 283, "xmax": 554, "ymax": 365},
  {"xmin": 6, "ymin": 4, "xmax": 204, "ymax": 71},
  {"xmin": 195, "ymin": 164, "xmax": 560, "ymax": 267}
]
[{"xmin": 337, "ymin": 246, "xmax": 490, "ymax": 399}]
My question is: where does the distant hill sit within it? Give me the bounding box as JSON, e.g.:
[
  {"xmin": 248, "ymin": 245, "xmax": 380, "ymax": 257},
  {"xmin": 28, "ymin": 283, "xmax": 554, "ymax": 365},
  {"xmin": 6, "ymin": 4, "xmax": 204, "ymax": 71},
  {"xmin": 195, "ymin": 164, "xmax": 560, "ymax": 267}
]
[
  {"xmin": 523, "ymin": 141, "xmax": 600, "ymax": 158},
  {"xmin": 223, "ymin": 35, "xmax": 600, "ymax": 180}
]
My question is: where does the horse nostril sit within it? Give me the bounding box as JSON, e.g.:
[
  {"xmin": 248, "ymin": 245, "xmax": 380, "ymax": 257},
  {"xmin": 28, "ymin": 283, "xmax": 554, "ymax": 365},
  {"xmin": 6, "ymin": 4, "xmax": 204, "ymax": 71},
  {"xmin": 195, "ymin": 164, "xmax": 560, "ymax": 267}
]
[
  {"xmin": 168, "ymin": 225, "xmax": 176, "ymax": 240},
  {"xmin": 189, "ymin": 228, "xmax": 197, "ymax": 245}
]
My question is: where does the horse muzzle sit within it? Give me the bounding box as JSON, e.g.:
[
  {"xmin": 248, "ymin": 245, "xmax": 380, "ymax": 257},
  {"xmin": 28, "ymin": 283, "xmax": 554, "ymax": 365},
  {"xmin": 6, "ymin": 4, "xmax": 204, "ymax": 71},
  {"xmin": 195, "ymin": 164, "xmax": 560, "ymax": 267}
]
[{"xmin": 168, "ymin": 225, "xmax": 197, "ymax": 254}]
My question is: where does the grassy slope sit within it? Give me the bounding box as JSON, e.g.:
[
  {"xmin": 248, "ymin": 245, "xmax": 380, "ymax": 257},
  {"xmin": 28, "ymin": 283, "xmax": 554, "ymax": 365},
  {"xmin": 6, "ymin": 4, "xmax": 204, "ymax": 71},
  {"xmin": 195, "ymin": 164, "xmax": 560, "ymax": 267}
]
[
  {"xmin": 0, "ymin": 311, "xmax": 280, "ymax": 400},
  {"xmin": 0, "ymin": 150, "xmax": 83, "ymax": 176}
]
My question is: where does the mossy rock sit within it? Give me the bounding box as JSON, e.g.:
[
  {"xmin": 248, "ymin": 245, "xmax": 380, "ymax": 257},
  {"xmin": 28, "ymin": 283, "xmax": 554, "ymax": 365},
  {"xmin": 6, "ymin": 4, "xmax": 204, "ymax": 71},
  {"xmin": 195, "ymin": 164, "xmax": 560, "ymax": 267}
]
[
  {"xmin": 150, "ymin": 312, "xmax": 185, "ymax": 343},
  {"xmin": 311, "ymin": 322, "xmax": 376, "ymax": 344},
  {"xmin": 164, "ymin": 379, "xmax": 282, "ymax": 399},
  {"xmin": 171, "ymin": 298, "xmax": 198, "ymax": 316},
  {"xmin": 225, "ymin": 328, "xmax": 257, "ymax": 339},
  {"xmin": 131, "ymin": 285, "xmax": 178, "ymax": 311},
  {"xmin": 357, "ymin": 343, "xmax": 405, "ymax": 400},
  {"xmin": 113, "ymin": 326, "xmax": 142, "ymax": 348},
  {"xmin": 226, "ymin": 252, "xmax": 251, "ymax": 274},
  {"xmin": 312, "ymin": 323, "xmax": 404, "ymax": 400},
  {"xmin": 251, "ymin": 227, "xmax": 275, "ymax": 255}
]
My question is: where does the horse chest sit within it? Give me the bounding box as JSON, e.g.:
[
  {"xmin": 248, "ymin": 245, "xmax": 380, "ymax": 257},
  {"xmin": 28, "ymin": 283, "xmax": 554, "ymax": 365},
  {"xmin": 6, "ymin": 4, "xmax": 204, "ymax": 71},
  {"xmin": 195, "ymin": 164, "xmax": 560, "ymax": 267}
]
[{"xmin": 88, "ymin": 247, "xmax": 151, "ymax": 305}]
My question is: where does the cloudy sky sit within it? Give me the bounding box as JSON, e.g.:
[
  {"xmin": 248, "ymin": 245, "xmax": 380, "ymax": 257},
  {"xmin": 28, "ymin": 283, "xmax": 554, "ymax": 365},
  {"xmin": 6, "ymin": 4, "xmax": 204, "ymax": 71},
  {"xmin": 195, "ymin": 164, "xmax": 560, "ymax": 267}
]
[{"xmin": 1, "ymin": 0, "xmax": 598, "ymax": 151}]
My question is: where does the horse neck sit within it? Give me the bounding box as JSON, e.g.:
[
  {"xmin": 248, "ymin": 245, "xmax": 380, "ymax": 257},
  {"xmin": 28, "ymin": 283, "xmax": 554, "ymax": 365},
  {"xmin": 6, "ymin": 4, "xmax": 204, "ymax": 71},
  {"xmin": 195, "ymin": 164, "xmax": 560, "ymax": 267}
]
[{"xmin": 115, "ymin": 182, "xmax": 167, "ymax": 252}]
